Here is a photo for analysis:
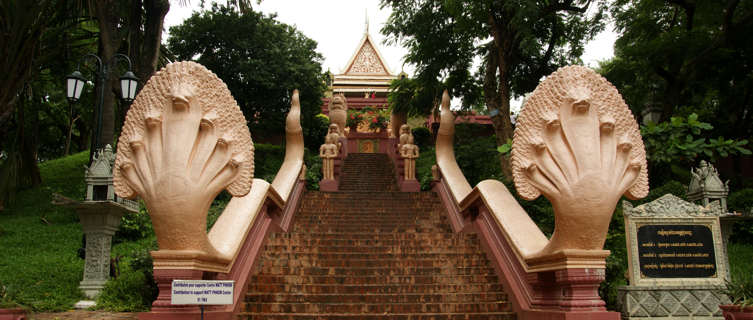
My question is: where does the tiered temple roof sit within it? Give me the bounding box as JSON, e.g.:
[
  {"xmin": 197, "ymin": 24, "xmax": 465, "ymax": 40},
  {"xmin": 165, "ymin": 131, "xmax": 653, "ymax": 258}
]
[{"xmin": 322, "ymin": 23, "xmax": 397, "ymax": 113}]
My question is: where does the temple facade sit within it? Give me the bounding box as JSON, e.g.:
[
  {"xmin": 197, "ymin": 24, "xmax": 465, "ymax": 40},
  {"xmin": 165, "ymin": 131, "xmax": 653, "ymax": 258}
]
[{"xmin": 321, "ymin": 24, "xmax": 400, "ymax": 112}]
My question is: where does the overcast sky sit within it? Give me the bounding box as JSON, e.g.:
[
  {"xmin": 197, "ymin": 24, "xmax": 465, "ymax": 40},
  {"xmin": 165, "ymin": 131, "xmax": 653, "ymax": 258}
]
[{"xmin": 165, "ymin": 1, "xmax": 617, "ymax": 110}]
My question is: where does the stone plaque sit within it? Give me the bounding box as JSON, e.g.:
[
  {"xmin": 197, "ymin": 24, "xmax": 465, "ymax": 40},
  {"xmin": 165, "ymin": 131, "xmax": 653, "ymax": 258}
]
[
  {"xmin": 618, "ymin": 194, "xmax": 730, "ymax": 319},
  {"xmin": 636, "ymin": 224, "xmax": 716, "ymax": 278}
]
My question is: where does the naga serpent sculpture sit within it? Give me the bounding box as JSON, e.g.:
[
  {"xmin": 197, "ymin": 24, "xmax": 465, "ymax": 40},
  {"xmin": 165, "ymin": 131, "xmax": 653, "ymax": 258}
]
[
  {"xmin": 511, "ymin": 65, "xmax": 649, "ymax": 257},
  {"xmin": 113, "ymin": 61, "xmax": 254, "ymax": 263}
]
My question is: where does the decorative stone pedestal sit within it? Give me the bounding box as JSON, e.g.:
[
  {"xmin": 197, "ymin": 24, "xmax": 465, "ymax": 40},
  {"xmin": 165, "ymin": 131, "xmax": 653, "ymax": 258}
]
[
  {"xmin": 53, "ymin": 145, "xmax": 138, "ymax": 300},
  {"xmin": 74, "ymin": 201, "xmax": 133, "ymax": 298}
]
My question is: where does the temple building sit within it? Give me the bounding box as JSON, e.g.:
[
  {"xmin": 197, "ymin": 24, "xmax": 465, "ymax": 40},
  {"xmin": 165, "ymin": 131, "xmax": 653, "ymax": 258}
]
[
  {"xmin": 321, "ymin": 23, "xmax": 400, "ymax": 112},
  {"xmin": 320, "ymin": 18, "xmax": 492, "ymax": 135}
]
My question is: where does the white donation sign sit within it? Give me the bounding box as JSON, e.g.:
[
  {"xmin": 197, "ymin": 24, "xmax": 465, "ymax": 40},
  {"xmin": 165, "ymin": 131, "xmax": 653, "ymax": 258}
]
[{"xmin": 171, "ymin": 280, "xmax": 234, "ymax": 305}]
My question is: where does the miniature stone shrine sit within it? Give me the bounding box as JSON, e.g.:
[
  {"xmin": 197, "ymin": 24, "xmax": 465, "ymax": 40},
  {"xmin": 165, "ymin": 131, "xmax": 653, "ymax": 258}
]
[
  {"xmin": 618, "ymin": 194, "xmax": 730, "ymax": 319},
  {"xmin": 687, "ymin": 160, "xmax": 747, "ymax": 284},
  {"xmin": 688, "ymin": 160, "xmax": 729, "ymax": 212},
  {"xmin": 62, "ymin": 144, "xmax": 138, "ymax": 299}
]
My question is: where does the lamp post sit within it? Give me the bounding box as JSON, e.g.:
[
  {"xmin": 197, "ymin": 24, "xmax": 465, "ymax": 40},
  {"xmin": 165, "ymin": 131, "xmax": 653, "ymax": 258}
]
[
  {"xmin": 65, "ymin": 53, "xmax": 138, "ymax": 160},
  {"xmin": 62, "ymin": 54, "xmax": 139, "ymax": 303}
]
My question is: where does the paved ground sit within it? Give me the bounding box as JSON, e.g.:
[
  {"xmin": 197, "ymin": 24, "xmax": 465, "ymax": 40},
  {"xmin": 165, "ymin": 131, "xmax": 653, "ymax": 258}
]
[{"xmin": 27, "ymin": 311, "xmax": 138, "ymax": 320}]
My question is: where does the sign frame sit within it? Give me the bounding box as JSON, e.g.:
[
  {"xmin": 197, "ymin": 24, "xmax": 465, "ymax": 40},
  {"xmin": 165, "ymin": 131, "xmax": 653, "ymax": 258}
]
[
  {"xmin": 171, "ymin": 280, "xmax": 234, "ymax": 306},
  {"xmin": 625, "ymin": 217, "xmax": 727, "ymax": 287}
]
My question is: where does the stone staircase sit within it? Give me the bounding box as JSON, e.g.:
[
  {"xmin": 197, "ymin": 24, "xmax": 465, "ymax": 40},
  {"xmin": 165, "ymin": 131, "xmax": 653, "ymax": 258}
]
[
  {"xmin": 338, "ymin": 153, "xmax": 397, "ymax": 191},
  {"xmin": 238, "ymin": 153, "xmax": 515, "ymax": 319}
]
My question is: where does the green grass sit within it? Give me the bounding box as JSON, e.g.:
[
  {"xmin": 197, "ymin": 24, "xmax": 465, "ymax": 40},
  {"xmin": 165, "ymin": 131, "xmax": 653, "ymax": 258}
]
[
  {"xmin": 0, "ymin": 151, "xmax": 89, "ymax": 311},
  {"xmin": 0, "ymin": 144, "xmax": 291, "ymax": 312},
  {"xmin": 729, "ymin": 243, "xmax": 753, "ymax": 279}
]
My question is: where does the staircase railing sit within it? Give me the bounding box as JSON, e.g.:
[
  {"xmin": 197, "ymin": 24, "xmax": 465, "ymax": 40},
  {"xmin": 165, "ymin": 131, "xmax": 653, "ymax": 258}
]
[
  {"xmin": 112, "ymin": 62, "xmax": 306, "ymax": 320},
  {"xmin": 433, "ymin": 65, "xmax": 649, "ymax": 320}
]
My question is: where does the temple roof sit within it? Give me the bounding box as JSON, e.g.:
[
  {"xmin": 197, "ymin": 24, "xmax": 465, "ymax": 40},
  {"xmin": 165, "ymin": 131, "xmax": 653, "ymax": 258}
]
[
  {"xmin": 331, "ymin": 23, "xmax": 397, "ymax": 97},
  {"xmin": 340, "ymin": 32, "xmax": 393, "ymax": 76}
]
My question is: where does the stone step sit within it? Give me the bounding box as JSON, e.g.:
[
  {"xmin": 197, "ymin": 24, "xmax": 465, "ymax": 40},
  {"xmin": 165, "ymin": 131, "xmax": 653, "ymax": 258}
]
[
  {"xmin": 264, "ymin": 238, "xmax": 482, "ymax": 247},
  {"xmin": 290, "ymin": 226, "xmax": 453, "ymax": 233},
  {"xmin": 247, "ymin": 283, "xmax": 506, "ymax": 294},
  {"xmin": 244, "ymin": 185, "xmax": 513, "ymax": 319},
  {"xmin": 244, "ymin": 292, "xmax": 509, "ymax": 303},
  {"xmin": 293, "ymin": 215, "xmax": 442, "ymax": 221},
  {"xmin": 254, "ymin": 266, "xmax": 496, "ymax": 277},
  {"xmin": 236, "ymin": 312, "xmax": 517, "ymax": 320},
  {"xmin": 262, "ymin": 245, "xmax": 483, "ymax": 254},
  {"xmin": 296, "ymin": 209, "xmax": 442, "ymax": 215},
  {"xmin": 242, "ymin": 302, "xmax": 511, "ymax": 313},
  {"xmin": 256, "ymin": 257, "xmax": 492, "ymax": 268},
  {"xmin": 268, "ymin": 232, "xmax": 476, "ymax": 239},
  {"xmin": 250, "ymin": 274, "xmax": 500, "ymax": 285}
]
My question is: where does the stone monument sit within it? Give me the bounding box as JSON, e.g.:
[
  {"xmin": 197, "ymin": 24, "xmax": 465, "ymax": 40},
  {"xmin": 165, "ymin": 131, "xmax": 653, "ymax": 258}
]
[
  {"xmin": 60, "ymin": 145, "xmax": 139, "ymax": 301},
  {"xmin": 618, "ymin": 194, "xmax": 730, "ymax": 319}
]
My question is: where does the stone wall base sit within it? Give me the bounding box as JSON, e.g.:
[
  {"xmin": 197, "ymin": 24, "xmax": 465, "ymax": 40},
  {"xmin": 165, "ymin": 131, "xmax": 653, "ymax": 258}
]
[{"xmin": 617, "ymin": 285, "xmax": 729, "ymax": 319}]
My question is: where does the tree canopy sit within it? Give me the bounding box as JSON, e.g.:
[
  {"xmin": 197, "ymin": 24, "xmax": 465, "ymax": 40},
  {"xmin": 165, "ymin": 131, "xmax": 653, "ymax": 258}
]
[
  {"xmin": 167, "ymin": 4, "xmax": 326, "ymax": 149},
  {"xmin": 602, "ymin": 0, "xmax": 753, "ymax": 139},
  {"xmin": 381, "ymin": 0, "xmax": 606, "ymax": 176}
]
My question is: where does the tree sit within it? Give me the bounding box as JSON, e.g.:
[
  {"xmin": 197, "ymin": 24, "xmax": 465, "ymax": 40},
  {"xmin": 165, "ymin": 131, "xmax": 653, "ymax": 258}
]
[
  {"xmin": 381, "ymin": 0, "xmax": 606, "ymax": 177},
  {"xmin": 605, "ymin": 0, "xmax": 753, "ymax": 139},
  {"xmin": 0, "ymin": 0, "xmax": 86, "ymax": 208},
  {"xmin": 0, "ymin": 0, "xmax": 62, "ymax": 133},
  {"xmin": 85, "ymin": 0, "xmax": 256, "ymax": 151},
  {"xmin": 167, "ymin": 4, "xmax": 326, "ymax": 149}
]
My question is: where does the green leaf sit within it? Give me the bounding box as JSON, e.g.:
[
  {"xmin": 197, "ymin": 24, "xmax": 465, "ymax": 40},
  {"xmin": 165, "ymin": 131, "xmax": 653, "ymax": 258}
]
[{"xmin": 497, "ymin": 144, "xmax": 512, "ymax": 154}]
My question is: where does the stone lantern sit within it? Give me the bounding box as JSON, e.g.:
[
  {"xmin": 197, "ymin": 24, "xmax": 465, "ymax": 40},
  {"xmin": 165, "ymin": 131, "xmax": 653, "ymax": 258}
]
[
  {"xmin": 687, "ymin": 160, "xmax": 729, "ymax": 212},
  {"xmin": 73, "ymin": 145, "xmax": 138, "ymax": 300}
]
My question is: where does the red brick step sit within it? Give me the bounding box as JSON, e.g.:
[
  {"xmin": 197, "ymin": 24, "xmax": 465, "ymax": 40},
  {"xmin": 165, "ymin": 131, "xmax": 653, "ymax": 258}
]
[{"xmin": 238, "ymin": 153, "xmax": 515, "ymax": 319}]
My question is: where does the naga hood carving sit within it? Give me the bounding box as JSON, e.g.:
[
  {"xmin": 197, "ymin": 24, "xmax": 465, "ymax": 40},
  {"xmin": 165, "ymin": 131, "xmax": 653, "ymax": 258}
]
[
  {"xmin": 511, "ymin": 65, "xmax": 648, "ymax": 254},
  {"xmin": 113, "ymin": 61, "xmax": 253, "ymax": 259}
]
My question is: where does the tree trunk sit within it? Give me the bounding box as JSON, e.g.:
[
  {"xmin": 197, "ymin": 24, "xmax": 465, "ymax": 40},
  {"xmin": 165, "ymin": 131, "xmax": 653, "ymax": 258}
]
[
  {"xmin": 93, "ymin": 0, "xmax": 124, "ymax": 150},
  {"xmin": 487, "ymin": 15, "xmax": 515, "ymax": 180},
  {"xmin": 135, "ymin": 0, "xmax": 169, "ymax": 82},
  {"xmin": 0, "ymin": 98, "xmax": 41, "ymax": 209}
]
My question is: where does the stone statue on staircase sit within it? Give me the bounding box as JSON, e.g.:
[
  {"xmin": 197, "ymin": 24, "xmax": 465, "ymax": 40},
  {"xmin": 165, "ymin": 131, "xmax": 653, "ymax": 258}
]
[
  {"xmin": 398, "ymin": 124, "xmax": 411, "ymax": 150},
  {"xmin": 328, "ymin": 93, "xmax": 348, "ymax": 136},
  {"xmin": 320, "ymin": 124, "xmax": 341, "ymax": 180},
  {"xmin": 399, "ymin": 130, "xmax": 419, "ymax": 181}
]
